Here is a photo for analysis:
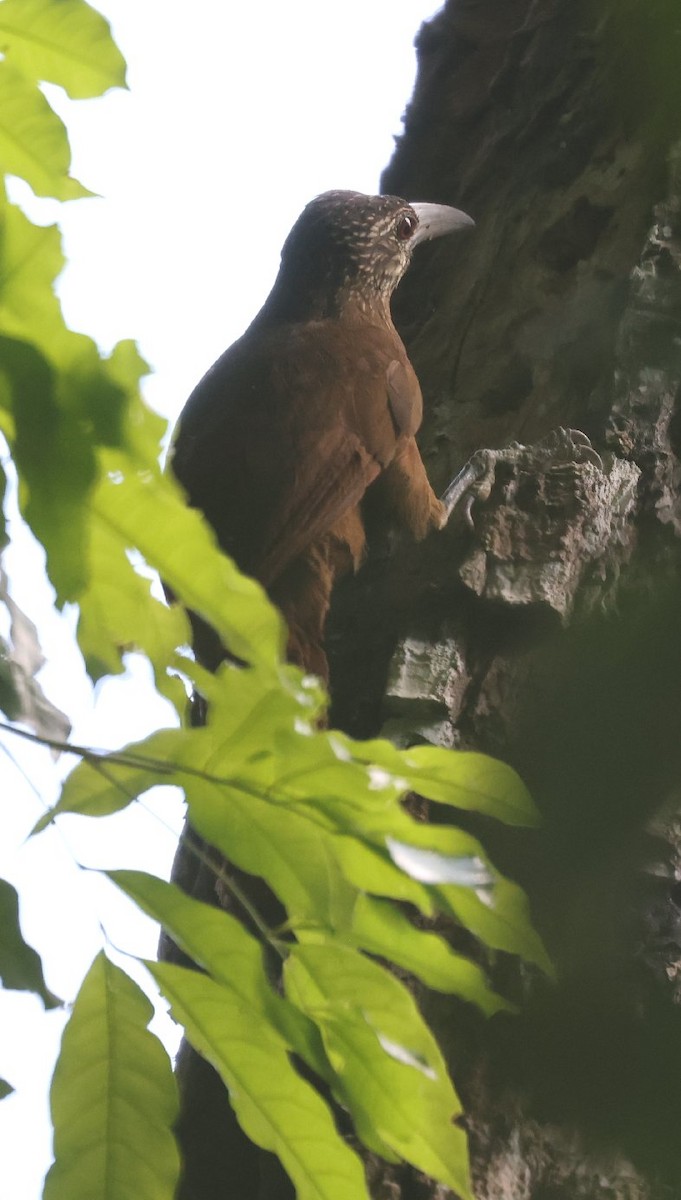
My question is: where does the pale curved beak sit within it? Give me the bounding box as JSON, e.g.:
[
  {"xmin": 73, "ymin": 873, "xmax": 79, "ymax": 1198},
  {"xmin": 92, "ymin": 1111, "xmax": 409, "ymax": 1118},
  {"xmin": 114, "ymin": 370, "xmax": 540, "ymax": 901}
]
[{"xmin": 410, "ymin": 202, "xmax": 475, "ymax": 245}]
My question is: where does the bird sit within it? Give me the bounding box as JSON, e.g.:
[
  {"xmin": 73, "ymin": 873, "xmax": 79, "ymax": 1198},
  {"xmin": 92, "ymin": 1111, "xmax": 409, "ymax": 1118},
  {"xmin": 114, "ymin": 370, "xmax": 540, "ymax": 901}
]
[
  {"xmin": 164, "ymin": 191, "xmax": 475, "ymax": 1200},
  {"xmin": 169, "ymin": 189, "xmax": 474, "ymax": 682}
]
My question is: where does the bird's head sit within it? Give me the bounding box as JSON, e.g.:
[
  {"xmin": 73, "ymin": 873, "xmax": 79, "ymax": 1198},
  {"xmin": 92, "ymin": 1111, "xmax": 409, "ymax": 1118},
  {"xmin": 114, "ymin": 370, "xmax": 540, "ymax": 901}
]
[{"xmin": 269, "ymin": 189, "xmax": 474, "ymax": 321}]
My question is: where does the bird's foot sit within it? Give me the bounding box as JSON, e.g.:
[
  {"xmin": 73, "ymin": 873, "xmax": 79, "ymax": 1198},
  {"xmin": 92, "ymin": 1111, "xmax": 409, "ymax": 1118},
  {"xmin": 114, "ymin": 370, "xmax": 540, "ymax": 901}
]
[
  {"xmin": 440, "ymin": 427, "xmax": 603, "ymax": 528},
  {"xmin": 536, "ymin": 427, "xmax": 603, "ymax": 470}
]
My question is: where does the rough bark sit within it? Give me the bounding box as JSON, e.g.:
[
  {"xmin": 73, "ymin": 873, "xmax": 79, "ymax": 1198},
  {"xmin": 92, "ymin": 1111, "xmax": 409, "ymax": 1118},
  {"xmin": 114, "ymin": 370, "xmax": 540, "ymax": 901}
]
[{"xmin": 326, "ymin": 2, "xmax": 681, "ymax": 1196}]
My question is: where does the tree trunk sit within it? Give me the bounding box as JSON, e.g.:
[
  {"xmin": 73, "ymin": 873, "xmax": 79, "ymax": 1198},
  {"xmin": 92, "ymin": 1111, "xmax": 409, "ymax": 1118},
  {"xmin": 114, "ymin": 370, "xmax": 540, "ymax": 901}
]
[{"xmin": 326, "ymin": 1, "xmax": 681, "ymax": 1196}]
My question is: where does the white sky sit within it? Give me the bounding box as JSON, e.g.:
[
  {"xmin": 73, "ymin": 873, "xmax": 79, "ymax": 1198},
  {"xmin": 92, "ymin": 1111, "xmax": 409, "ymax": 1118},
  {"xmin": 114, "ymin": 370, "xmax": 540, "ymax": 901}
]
[{"xmin": 0, "ymin": 2, "xmax": 441, "ymax": 1195}]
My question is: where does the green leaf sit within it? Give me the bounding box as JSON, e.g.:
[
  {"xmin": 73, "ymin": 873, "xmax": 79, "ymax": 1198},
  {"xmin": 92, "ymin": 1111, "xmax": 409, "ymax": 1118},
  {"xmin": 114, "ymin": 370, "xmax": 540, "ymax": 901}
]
[
  {"xmin": 341, "ymin": 818, "xmax": 550, "ymax": 972},
  {"xmin": 0, "ymin": 1077, "xmax": 14, "ymax": 1100},
  {"xmin": 149, "ymin": 960, "xmax": 370, "ymax": 1200},
  {"xmin": 90, "ymin": 451, "xmax": 285, "ymax": 671},
  {"xmin": 104, "ymin": 340, "xmax": 153, "ymax": 430},
  {"xmin": 232, "ymin": 726, "xmax": 527, "ymax": 855},
  {"xmin": 32, "ymin": 729, "xmax": 182, "ymax": 832},
  {"xmin": 183, "ymin": 773, "xmax": 360, "ymax": 929},
  {"xmin": 44, "ymin": 952, "xmax": 179, "ymax": 1200},
  {"xmin": 285, "ymin": 943, "xmax": 472, "ymax": 1198},
  {"xmin": 195, "ymin": 655, "xmax": 326, "ymax": 751},
  {"xmin": 350, "ymin": 894, "xmax": 514, "ymax": 1016},
  {"xmin": 338, "ymin": 735, "xmax": 540, "ymax": 827},
  {"xmin": 76, "ymin": 512, "xmax": 189, "ymax": 695},
  {"xmin": 334, "ymin": 835, "xmax": 438, "ymax": 912},
  {"xmin": 0, "ymin": 877, "xmax": 60, "ymax": 1007},
  {"xmin": 0, "ymin": 333, "xmax": 97, "ymax": 597},
  {"xmin": 400, "ymin": 746, "xmax": 538, "ymax": 826},
  {"xmin": 436, "ymin": 873, "xmax": 555, "ymax": 977},
  {"xmin": 0, "ymin": 197, "xmax": 67, "ymax": 351},
  {"xmin": 0, "ymin": 0, "xmax": 127, "ymax": 98},
  {"xmin": 0, "ymin": 197, "xmax": 119, "ymax": 384},
  {"xmin": 0, "ymin": 62, "xmax": 90, "ymax": 199},
  {"xmin": 107, "ymin": 870, "xmax": 280, "ymax": 1007},
  {"xmin": 106, "ymin": 869, "xmax": 330, "ymax": 1079},
  {"xmin": 0, "ymin": 338, "xmax": 161, "ymax": 613}
]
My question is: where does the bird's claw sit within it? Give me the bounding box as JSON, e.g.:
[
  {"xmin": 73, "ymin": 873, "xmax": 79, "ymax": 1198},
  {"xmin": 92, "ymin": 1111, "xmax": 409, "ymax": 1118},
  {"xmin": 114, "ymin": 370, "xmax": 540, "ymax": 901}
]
[
  {"xmin": 439, "ymin": 454, "xmax": 490, "ymax": 525},
  {"xmin": 541, "ymin": 427, "xmax": 604, "ymax": 471},
  {"xmin": 440, "ymin": 428, "xmax": 603, "ymax": 527},
  {"xmin": 462, "ymin": 492, "xmax": 476, "ymax": 529}
]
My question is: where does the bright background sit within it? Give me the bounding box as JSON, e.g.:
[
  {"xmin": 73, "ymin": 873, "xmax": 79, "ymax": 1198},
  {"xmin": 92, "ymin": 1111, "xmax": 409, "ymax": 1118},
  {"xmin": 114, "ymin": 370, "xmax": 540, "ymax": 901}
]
[{"xmin": 0, "ymin": 2, "xmax": 441, "ymax": 1194}]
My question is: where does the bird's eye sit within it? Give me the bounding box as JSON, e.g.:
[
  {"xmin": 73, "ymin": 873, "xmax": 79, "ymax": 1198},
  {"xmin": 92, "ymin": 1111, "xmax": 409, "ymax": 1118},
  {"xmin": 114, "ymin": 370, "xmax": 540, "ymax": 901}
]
[{"xmin": 395, "ymin": 212, "xmax": 418, "ymax": 241}]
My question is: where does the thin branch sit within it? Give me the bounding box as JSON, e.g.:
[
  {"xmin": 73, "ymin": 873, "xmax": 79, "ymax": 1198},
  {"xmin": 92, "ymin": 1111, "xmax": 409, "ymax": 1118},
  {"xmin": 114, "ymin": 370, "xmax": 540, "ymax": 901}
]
[
  {"xmin": 0, "ymin": 717, "xmax": 177, "ymax": 773},
  {"xmin": 181, "ymin": 830, "xmax": 289, "ymax": 959},
  {"xmin": 0, "ymin": 739, "xmax": 47, "ymax": 803},
  {"xmin": 0, "ymin": 717, "xmax": 382, "ymax": 813}
]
